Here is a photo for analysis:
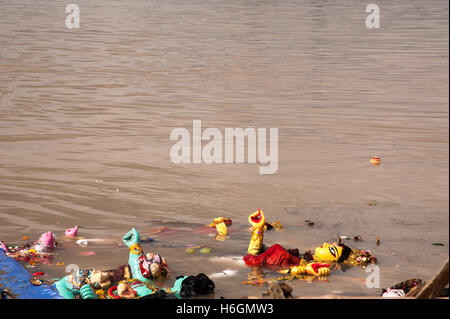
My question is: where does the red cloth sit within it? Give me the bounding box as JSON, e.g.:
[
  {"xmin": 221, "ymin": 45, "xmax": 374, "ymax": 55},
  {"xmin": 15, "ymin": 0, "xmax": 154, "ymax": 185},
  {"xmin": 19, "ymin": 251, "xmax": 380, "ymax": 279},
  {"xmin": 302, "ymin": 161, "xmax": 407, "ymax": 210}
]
[{"xmin": 243, "ymin": 244, "xmax": 300, "ymax": 268}]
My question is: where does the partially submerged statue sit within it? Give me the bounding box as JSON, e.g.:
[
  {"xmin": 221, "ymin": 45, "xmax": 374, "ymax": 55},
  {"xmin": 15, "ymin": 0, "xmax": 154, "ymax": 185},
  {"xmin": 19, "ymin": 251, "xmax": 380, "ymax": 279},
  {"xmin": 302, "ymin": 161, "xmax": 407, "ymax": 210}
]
[
  {"xmin": 0, "ymin": 231, "xmax": 57, "ymax": 265},
  {"xmin": 54, "ymin": 228, "xmax": 170, "ymax": 299},
  {"xmin": 122, "ymin": 228, "xmax": 170, "ymax": 283},
  {"xmin": 242, "ymin": 209, "xmax": 377, "ymax": 277}
]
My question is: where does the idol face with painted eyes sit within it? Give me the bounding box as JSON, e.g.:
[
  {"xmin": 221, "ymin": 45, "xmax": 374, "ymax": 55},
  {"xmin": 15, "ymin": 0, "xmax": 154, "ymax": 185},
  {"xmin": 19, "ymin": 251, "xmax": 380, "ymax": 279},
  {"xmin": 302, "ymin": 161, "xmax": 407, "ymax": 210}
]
[
  {"xmin": 314, "ymin": 243, "xmax": 349, "ymax": 262},
  {"xmin": 313, "ymin": 242, "xmax": 377, "ymax": 266}
]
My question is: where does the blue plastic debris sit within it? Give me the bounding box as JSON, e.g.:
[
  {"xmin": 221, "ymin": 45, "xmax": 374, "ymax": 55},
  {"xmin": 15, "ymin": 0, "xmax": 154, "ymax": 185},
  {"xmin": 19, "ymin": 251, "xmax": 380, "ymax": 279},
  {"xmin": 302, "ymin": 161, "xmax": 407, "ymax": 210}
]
[
  {"xmin": 0, "ymin": 248, "xmax": 63, "ymax": 299},
  {"xmin": 140, "ymin": 237, "xmax": 155, "ymax": 243}
]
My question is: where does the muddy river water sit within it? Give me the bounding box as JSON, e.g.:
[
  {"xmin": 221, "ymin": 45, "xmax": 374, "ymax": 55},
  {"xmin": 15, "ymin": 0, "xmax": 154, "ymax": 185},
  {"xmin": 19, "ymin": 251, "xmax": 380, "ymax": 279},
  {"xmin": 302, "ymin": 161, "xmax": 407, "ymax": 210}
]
[{"xmin": 0, "ymin": 0, "xmax": 448, "ymax": 298}]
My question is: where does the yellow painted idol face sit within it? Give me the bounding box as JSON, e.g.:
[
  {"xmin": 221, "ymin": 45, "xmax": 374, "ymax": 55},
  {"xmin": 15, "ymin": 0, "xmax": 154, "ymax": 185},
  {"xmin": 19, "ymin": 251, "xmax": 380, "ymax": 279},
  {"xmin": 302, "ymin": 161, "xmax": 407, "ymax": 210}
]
[{"xmin": 314, "ymin": 243, "xmax": 343, "ymax": 261}]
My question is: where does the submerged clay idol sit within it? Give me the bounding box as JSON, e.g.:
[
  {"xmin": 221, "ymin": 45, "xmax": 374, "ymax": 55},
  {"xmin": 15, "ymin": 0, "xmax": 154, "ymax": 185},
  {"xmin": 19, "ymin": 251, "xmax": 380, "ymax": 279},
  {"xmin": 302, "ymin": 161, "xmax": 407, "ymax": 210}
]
[
  {"xmin": 122, "ymin": 228, "xmax": 170, "ymax": 283},
  {"xmin": 247, "ymin": 209, "xmax": 266, "ymax": 256},
  {"xmin": 0, "ymin": 231, "xmax": 57, "ymax": 265}
]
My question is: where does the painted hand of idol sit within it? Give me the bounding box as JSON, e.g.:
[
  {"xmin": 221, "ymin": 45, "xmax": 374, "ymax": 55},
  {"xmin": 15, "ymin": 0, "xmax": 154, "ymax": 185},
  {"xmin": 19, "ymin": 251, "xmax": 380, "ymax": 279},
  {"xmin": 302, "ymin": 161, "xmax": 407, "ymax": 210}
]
[{"xmin": 122, "ymin": 228, "xmax": 140, "ymax": 248}]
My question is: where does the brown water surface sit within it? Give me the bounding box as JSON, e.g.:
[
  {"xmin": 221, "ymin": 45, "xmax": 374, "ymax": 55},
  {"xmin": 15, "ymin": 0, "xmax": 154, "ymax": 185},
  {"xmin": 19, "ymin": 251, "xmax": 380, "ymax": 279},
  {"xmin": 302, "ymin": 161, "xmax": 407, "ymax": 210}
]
[{"xmin": 0, "ymin": 0, "xmax": 448, "ymax": 298}]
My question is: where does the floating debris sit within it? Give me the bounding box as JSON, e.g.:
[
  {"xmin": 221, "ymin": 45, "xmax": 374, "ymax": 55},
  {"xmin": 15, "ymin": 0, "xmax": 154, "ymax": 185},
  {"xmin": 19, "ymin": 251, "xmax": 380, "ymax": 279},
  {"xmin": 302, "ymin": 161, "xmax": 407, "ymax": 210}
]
[
  {"xmin": 30, "ymin": 277, "xmax": 43, "ymax": 286},
  {"xmin": 382, "ymin": 289, "xmax": 405, "ymax": 298},
  {"xmin": 75, "ymin": 238, "xmax": 106, "ymax": 247},
  {"xmin": 79, "ymin": 251, "xmax": 96, "ymax": 256},
  {"xmin": 65, "ymin": 226, "xmax": 78, "ymax": 238},
  {"xmin": 32, "ymin": 272, "xmax": 45, "ymax": 276},
  {"xmin": 210, "ymin": 217, "xmax": 232, "ymax": 237},
  {"xmin": 381, "ymin": 278, "xmax": 426, "ymax": 296},
  {"xmin": 376, "ymin": 237, "xmax": 381, "ymax": 245},
  {"xmin": 261, "ymin": 283, "xmax": 293, "ymax": 299},
  {"xmin": 185, "ymin": 246, "xmax": 212, "ymax": 254},
  {"xmin": 185, "ymin": 247, "xmax": 197, "ymax": 254},
  {"xmin": 368, "ymin": 200, "xmax": 378, "ymax": 206},
  {"xmin": 306, "ymin": 220, "xmax": 315, "ymax": 227},
  {"xmin": 76, "ymin": 239, "xmax": 88, "ymax": 247},
  {"xmin": 370, "ymin": 156, "xmax": 381, "ymax": 166},
  {"xmin": 432, "ymin": 243, "xmax": 445, "ymax": 246},
  {"xmin": 270, "ymin": 221, "xmax": 285, "ymax": 230},
  {"xmin": 200, "ymin": 247, "xmax": 212, "ymax": 254}
]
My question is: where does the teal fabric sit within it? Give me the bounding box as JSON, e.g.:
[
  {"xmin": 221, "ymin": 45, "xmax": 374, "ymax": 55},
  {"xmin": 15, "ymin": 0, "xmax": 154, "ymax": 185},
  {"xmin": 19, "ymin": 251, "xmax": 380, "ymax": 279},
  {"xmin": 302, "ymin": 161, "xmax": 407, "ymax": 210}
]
[{"xmin": 171, "ymin": 276, "xmax": 187, "ymax": 299}]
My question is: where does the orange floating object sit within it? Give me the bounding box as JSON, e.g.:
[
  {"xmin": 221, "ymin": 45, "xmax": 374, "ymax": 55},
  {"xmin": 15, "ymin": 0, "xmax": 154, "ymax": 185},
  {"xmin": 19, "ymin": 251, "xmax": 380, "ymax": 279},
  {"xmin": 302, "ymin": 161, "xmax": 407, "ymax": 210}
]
[
  {"xmin": 22, "ymin": 236, "xmax": 29, "ymax": 240},
  {"xmin": 79, "ymin": 251, "xmax": 96, "ymax": 256},
  {"xmin": 370, "ymin": 156, "xmax": 381, "ymax": 166}
]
